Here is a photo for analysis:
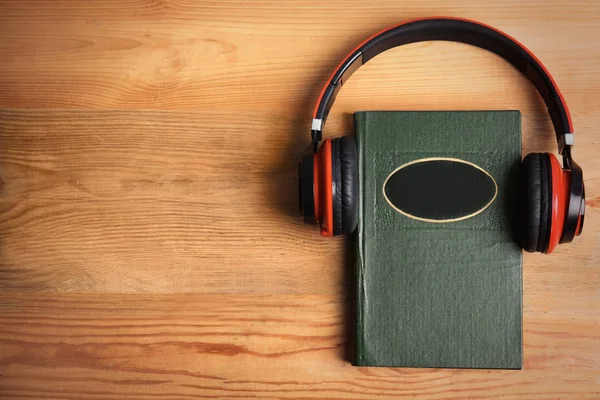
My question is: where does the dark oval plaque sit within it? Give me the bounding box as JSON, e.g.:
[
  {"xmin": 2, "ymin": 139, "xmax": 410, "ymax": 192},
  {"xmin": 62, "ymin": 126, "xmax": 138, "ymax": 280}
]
[{"xmin": 383, "ymin": 158, "xmax": 497, "ymax": 223}]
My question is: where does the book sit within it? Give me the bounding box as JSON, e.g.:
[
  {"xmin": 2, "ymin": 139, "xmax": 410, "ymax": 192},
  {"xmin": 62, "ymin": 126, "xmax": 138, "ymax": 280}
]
[{"xmin": 354, "ymin": 111, "xmax": 522, "ymax": 369}]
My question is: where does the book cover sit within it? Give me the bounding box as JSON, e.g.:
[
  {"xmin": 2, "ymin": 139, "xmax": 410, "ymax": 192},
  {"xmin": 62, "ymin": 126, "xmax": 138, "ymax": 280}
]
[{"xmin": 355, "ymin": 111, "xmax": 522, "ymax": 369}]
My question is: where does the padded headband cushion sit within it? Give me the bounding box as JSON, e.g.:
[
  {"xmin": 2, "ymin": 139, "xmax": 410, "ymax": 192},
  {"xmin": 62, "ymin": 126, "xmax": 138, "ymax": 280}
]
[
  {"xmin": 521, "ymin": 153, "xmax": 551, "ymax": 252},
  {"xmin": 331, "ymin": 138, "xmax": 343, "ymax": 236},
  {"xmin": 339, "ymin": 136, "xmax": 358, "ymax": 234}
]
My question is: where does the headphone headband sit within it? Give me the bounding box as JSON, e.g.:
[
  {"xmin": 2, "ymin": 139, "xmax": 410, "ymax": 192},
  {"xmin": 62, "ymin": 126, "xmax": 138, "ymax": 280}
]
[{"xmin": 311, "ymin": 17, "xmax": 574, "ymax": 156}]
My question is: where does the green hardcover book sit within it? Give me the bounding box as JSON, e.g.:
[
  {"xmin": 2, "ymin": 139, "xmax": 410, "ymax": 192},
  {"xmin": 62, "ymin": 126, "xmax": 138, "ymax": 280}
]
[{"xmin": 354, "ymin": 111, "xmax": 522, "ymax": 369}]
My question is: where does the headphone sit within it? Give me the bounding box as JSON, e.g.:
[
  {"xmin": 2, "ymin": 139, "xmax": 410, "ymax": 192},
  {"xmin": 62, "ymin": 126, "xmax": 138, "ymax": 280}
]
[{"xmin": 298, "ymin": 17, "xmax": 585, "ymax": 254}]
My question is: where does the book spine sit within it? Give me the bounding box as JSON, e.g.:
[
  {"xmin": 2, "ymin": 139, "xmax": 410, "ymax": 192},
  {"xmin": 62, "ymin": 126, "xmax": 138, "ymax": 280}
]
[{"xmin": 354, "ymin": 113, "xmax": 366, "ymax": 366}]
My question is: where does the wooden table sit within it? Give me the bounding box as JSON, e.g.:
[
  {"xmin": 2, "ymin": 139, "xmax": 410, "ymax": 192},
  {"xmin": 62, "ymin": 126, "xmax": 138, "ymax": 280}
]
[{"xmin": 1, "ymin": 1, "xmax": 598, "ymax": 398}]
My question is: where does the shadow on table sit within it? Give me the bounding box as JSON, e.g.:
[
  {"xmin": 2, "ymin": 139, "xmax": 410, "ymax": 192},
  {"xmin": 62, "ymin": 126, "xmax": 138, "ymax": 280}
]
[{"xmin": 342, "ymin": 234, "xmax": 357, "ymax": 364}]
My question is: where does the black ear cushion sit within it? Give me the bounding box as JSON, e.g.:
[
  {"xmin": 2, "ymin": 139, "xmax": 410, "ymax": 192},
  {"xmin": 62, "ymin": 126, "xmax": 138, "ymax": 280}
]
[
  {"xmin": 339, "ymin": 136, "xmax": 358, "ymax": 234},
  {"xmin": 520, "ymin": 153, "xmax": 552, "ymax": 253},
  {"xmin": 521, "ymin": 153, "xmax": 542, "ymax": 252},
  {"xmin": 331, "ymin": 138, "xmax": 343, "ymax": 236},
  {"xmin": 298, "ymin": 155, "xmax": 315, "ymax": 223},
  {"xmin": 538, "ymin": 153, "xmax": 552, "ymax": 253}
]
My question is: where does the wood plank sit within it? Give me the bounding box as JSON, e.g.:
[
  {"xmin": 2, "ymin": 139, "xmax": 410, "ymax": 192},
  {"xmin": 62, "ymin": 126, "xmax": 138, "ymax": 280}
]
[
  {"xmin": 0, "ymin": 110, "xmax": 304, "ymax": 203},
  {"xmin": 0, "ymin": 110, "xmax": 598, "ymax": 292},
  {"xmin": 0, "ymin": 1, "xmax": 599, "ymax": 110},
  {"xmin": 1, "ymin": 109, "xmax": 598, "ymax": 204},
  {"xmin": 0, "ymin": 293, "xmax": 598, "ymax": 399}
]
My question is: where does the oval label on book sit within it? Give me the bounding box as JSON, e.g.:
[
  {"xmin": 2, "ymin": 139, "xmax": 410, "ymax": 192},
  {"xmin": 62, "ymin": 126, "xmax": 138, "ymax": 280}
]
[{"xmin": 383, "ymin": 157, "xmax": 498, "ymax": 223}]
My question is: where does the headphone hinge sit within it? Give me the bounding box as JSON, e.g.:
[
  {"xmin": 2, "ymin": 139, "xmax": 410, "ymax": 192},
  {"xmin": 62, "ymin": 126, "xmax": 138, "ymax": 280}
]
[
  {"xmin": 561, "ymin": 145, "xmax": 573, "ymax": 169},
  {"xmin": 558, "ymin": 133, "xmax": 574, "ymax": 155}
]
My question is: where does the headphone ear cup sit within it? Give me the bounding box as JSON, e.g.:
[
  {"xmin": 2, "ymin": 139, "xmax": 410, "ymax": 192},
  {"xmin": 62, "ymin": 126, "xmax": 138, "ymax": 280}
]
[
  {"xmin": 521, "ymin": 153, "xmax": 552, "ymax": 253},
  {"xmin": 339, "ymin": 136, "xmax": 358, "ymax": 234}
]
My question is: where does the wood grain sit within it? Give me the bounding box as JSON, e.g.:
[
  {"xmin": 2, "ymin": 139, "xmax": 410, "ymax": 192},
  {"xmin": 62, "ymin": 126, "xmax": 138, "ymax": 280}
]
[
  {"xmin": 0, "ymin": 0, "xmax": 599, "ymax": 398},
  {"xmin": 0, "ymin": 293, "xmax": 599, "ymax": 399},
  {"xmin": 0, "ymin": 1, "xmax": 599, "ymax": 112},
  {"xmin": 0, "ymin": 109, "xmax": 598, "ymax": 293}
]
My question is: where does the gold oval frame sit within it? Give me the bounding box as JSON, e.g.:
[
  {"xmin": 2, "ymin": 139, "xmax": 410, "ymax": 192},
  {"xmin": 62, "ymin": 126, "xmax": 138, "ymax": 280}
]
[{"xmin": 382, "ymin": 157, "xmax": 498, "ymax": 223}]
